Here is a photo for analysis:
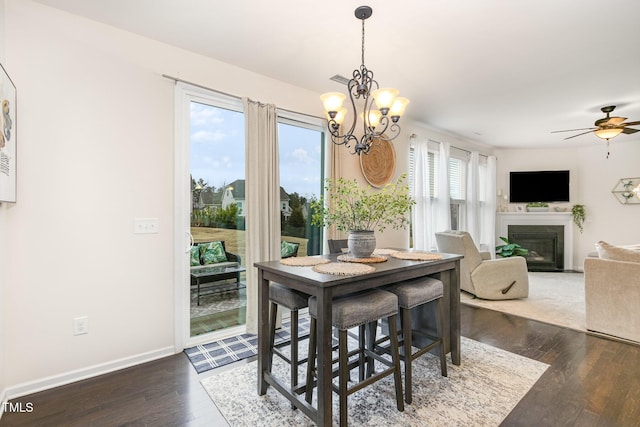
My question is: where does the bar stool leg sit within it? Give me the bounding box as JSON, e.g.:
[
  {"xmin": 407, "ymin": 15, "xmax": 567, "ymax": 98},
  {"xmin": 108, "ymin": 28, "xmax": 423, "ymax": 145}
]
[
  {"xmin": 339, "ymin": 329, "xmax": 349, "ymax": 427},
  {"xmin": 401, "ymin": 307, "xmax": 414, "ymax": 404},
  {"xmin": 388, "ymin": 314, "xmax": 405, "ymax": 412},
  {"xmin": 436, "ymin": 299, "xmax": 448, "ymax": 377},
  {"xmin": 305, "ymin": 317, "xmax": 317, "ymax": 404},
  {"xmin": 290, "ymin": 309, "xmax": 299, "ymax": 390},
  {"xmin": 268, "ymin": 301, "xmax": 278, "ymax": 373}
]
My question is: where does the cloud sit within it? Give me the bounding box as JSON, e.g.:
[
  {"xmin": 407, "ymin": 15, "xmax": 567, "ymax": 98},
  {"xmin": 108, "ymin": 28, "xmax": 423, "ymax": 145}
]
[
  {"xmin": 190, "ymin": 105, "xmax": 225, "ymax": 126},
  {"xmin": 191, "ymin": 129, "xmax": 227, "ymax": 143}
]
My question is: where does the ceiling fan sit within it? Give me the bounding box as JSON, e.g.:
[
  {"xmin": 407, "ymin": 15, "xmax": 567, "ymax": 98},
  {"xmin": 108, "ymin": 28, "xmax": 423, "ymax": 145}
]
[{"xmin": 552, "ymin": 105, "xmax": 640, "ymax": 141}]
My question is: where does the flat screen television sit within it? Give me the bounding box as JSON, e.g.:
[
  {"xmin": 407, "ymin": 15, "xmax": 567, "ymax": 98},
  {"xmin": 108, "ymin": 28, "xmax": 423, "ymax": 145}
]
[{"xmin": 509, "ymin": 170, "xmax": 570, "ymax": 203}]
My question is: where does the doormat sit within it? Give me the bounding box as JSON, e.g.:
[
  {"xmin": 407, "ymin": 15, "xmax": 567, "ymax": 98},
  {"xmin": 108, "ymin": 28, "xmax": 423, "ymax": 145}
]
[{"xmin": 184, "ymin": 316, "xmax": 310, "ymax": 374}]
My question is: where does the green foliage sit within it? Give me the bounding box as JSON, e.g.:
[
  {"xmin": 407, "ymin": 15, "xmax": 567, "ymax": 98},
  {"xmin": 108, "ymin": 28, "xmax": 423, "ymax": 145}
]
[
  {"xmin": 495, "ymin": 236, "xmax": 529, "ymax": 257},
  {"xmin": 288, "ymin": 206, "xmax": 305, "ymax": 228},
  {"xmin": 571, "ymin": 204, "xmax": 586, "ymax": 233},
  {"xmin": 310, "ymin": 174, "xmax": 415, "ymax": 233},
  {"xmin": 216, "ymin": 203, "xmax": 238, "ymax": 227},
  {"xmin": 526, "ymin": 202, "xmax": 549, "ymax": 207}
]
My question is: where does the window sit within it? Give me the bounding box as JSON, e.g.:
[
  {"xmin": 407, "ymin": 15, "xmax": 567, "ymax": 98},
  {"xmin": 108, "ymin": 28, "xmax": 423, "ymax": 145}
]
[
  {"xmin": 277, "ymin": 114, "xmax": 325, "ymax": 256},
  {"xmin": 409, "ymin": 143, "xmax": 490, "ymax": 236}
]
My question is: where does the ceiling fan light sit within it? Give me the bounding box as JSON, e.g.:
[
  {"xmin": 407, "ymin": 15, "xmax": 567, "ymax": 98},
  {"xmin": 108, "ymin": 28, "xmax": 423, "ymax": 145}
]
[{"xmin": 594, "ymin": 127, "xmax": 624, "ymax": 140}]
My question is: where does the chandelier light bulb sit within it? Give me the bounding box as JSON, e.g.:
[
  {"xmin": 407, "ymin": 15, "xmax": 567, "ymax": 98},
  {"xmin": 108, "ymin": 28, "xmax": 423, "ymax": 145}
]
[
  {"xmin": 389, "ymin": 97, "xmax": 410, "ymax": 120},
  {"xmin": 371, "ymin": 87, "xmax": 399, "ymax": 114},
  {"xmin": 320, "ymin": 92, "xmax": 346, "ymax": 116}
]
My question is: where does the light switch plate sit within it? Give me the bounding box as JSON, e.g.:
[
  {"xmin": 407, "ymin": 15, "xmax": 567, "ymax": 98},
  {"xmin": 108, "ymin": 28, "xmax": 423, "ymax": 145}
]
[{"xmin": 134, "ymin": 218, "xmax": 159, "ymax": 234}]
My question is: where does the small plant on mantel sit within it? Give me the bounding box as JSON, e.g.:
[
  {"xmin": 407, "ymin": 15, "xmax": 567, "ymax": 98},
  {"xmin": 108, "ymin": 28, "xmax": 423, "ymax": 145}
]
[
  {"xmin": 571, "ymin": 204, "xmax": 586, "ymax": 233},
  {"xmin": 495, "ymin": 237, "xmax": 529, "ymax": 257},
  {"xmin": 526, "ymin": 202, "xmax": 549, "ymax": 208}
]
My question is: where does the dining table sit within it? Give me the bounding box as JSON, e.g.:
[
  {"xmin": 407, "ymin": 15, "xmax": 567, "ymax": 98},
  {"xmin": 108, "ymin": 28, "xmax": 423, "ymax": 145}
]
[{"xmin": 255, "ymin": 251, "xmax": 462, "ymax": 426}]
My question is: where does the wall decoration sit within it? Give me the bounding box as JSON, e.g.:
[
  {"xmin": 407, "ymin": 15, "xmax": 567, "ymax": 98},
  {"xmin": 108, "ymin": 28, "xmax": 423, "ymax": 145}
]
[
  {"xmin": 0, "ymin": 63, "xmax": 16, "ymax": 203},
  {"xmin": 611, "ymin": 177, "xmax": 640, "ymax": 205},
  {"xmin": 360, "ymin": 137, "xmax": 396, "ymax": 188}
]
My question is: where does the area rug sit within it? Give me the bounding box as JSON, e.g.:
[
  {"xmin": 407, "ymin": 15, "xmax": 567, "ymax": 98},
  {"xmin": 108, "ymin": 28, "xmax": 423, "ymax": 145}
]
[
  {"xmin": 461, "ymin": 272, "xmax": 586, "ymax": 331},
  {"xmin": 201, "ymin": 337, "xmax": 548, "ymax": 426},
  {"xmin": 185, "ymin": 316, "xmax": 310, "ymax": 374}
]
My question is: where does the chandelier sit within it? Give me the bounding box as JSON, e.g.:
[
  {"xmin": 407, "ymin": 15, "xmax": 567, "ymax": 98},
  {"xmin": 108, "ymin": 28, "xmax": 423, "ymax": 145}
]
[{"xmin": 320, "ymin": 6, "xmax": 409, "ymax": 155}]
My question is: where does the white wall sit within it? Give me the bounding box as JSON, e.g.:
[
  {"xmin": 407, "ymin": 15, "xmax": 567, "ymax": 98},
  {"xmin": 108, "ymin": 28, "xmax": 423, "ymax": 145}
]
[
  {"xmin": 495, "ymin": 140, "xmax": 640, "ymax": 269},
  {"xmin": 2, "ymin": 0, "xmax": 323, "ymax": 397},
  {"xmin": 0, "ymin": 0, "xmax": 7, "ymax": 406}
]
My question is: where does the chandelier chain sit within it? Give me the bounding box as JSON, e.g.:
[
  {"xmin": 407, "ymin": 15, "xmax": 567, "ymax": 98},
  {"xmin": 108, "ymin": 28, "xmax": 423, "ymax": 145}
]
[{"xmin": 361, "ymin": 17, "xmax": 366, "ymax": 67}]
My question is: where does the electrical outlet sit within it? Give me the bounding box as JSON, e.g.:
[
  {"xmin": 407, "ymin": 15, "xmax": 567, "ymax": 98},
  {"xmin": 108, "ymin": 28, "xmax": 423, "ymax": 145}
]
[
  {"xmin": 134, "ymin": 218, "xmax": 159, "ymax": 234},
  {"xmin": 73, "ymin": 316, "xmax": 89, "ymax": 335}
]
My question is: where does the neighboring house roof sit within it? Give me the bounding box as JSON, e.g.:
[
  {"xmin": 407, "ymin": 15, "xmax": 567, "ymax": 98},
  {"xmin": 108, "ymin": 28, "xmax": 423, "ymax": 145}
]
[{"xmin": 225, "ymin": 179, "xmax": 290, "ymax": 201}]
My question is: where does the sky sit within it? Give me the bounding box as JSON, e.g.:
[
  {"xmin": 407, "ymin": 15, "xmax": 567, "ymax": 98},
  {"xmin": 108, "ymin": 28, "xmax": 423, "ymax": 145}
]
[{"xmin": 189, "ymin": 102, "xmax": 323, "ymax": 199}]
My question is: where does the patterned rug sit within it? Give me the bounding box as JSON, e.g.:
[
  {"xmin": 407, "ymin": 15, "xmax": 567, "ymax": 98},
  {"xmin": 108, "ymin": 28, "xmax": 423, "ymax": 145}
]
[
  {"xmin": 185, "ymin": 316, "xmax": 310, "ymax": 374},
  {"xmin": 201, "ymin": 337, "xmax": 549, "ymax": 426}
]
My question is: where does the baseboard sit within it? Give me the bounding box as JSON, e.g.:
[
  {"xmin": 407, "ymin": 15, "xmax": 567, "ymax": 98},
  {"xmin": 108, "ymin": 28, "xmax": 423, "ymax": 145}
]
[{"xmin": 3, "ymin": 346, "xmax": 176, "ymax": 401}]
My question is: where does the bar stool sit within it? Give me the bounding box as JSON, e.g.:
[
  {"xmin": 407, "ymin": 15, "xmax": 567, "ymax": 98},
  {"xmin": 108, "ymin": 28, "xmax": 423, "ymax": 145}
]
[
  {"xmin": 268, "ymin": 282, "xmax": 309, "ymax": 402},
  {"xmin": 384, "ymin": 276, "xmax": 447, "ymax": 404},
  {"xmin": 305, "ymin": 289, "xmax": 404, "ymax": 426}
]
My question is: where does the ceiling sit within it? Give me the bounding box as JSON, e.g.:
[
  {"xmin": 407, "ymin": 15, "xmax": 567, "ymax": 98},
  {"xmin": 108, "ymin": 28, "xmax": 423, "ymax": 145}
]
[{"xmin": 34, "ymin": 0, "xmax": 640, "ymax": 149}]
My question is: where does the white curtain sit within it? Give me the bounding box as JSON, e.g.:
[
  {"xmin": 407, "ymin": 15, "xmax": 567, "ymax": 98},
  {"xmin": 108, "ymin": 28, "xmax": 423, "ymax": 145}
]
[
  {"xmin": 412, "ymin": 136, "xmax": 434, "ymax": 250},
  {"xmin": 243, "ymin": 98, "xmax": 280, "ymax": 334},
  {"xmin": 466, "ymin": 151, "xmax": 480, "ymax": 243},
  {"xmin": 412, "ymin": 139, "xmax": 451, "ymax": 251},
  {"xmin": 480, "ymin": 155, "xmax": 497, "ymax": 257},
  {"xmin": 434, "ymin": 141, "xmax": 451, "ymax": 238}
]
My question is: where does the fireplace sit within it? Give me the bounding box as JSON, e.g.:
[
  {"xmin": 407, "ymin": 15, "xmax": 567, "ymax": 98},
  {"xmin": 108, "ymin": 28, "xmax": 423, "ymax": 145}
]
[{"xmin": 508, "ymin": 225, "xmax": 564, "ymax": 272}]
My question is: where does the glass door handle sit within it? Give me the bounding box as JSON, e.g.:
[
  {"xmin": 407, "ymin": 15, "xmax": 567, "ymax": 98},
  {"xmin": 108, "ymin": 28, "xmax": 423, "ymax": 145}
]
[{"xmin": 186, "ymin": 231, "xmax": 194, "ymax": 253}]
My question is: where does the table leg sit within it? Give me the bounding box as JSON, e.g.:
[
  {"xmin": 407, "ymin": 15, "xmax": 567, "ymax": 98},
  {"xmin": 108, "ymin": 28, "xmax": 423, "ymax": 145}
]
[
  {"xmin": 257, "ymin": 270, "xmax": 269, "ymax": 395},
  {"xmin": 449, "ymin": 262, "xmax": 461, "ymax": 365},
  {"xmin": 316, "ymin": 289, "xmax": 333, "ymax": 426}
]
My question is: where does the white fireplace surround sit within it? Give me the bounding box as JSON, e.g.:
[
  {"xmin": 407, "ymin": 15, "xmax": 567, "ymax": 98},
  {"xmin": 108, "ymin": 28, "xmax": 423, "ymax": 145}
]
[{"xmin": 497, "ymin": 212, "xmax": 574, "ymax": 270}]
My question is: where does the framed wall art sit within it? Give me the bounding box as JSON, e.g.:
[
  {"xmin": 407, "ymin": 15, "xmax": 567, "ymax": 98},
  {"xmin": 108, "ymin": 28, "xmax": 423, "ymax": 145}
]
[{"xmin": 0, "ymin": 63, "xmax": 16, "ymax": 203}]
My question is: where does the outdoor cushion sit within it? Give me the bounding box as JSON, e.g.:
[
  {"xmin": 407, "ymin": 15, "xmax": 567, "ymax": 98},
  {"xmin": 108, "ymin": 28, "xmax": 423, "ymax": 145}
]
[
  {"xmin": 281, "ymin": 241, "xmax": 299, "ymax": 258},
  {"xmin": 200, "ymin": 241, "xmax": 228, "ymax": 264},
  {"xmin": 190, "ymin": 245, "xmax": 201, "ymax": 266}
]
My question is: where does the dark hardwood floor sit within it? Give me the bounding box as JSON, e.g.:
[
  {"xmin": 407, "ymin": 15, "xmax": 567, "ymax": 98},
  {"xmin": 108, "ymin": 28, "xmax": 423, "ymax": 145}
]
[{"xmin": 2, "ymin": 305, "xmax": 639, "ymax": 426}]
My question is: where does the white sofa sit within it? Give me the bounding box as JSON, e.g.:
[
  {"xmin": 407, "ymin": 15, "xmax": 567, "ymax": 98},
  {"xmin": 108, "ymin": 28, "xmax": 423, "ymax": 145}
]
[{"xmin": 584, "ymin": 241, "xmax": 640, "ymax": 343}]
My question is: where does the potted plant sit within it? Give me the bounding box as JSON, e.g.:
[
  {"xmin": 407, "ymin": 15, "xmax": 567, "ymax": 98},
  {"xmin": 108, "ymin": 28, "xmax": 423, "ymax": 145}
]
[
  {"xmin": 495, "ymin": 237, "xmax": 529, "ymax": 257},
  {"xmin": 310, "ymin": 174, "xmax": 415, "ymax": 257},
  {"xmin": 571, "ymin": 204, "xmax": 586, "ymax": 233},
  {"xmin": 526, "ymin": 202, "xmax": 549, "ymax": 212}
]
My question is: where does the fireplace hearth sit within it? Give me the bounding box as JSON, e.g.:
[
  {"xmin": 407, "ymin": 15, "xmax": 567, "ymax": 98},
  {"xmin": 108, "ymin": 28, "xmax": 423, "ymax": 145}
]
[{"xmin": 508, "ymin": 225, "xmax": 564, "ymax": 272}]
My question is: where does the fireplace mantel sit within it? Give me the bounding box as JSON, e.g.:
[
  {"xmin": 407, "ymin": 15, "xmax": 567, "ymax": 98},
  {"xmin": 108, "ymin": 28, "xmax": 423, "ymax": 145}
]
[{"xmin": 497, "ymin": 212, "xmax": 573, "ymax": 270}]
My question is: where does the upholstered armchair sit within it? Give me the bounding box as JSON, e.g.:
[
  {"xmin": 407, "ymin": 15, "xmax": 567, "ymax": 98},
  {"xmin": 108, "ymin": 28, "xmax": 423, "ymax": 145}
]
[{"xmin": 435, "ymin": 230, "xmax": 529, "ymax": 300}]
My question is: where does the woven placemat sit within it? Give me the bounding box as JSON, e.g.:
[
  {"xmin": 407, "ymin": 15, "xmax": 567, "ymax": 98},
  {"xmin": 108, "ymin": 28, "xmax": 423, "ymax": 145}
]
[
  {"xmin": 373, "ymin": 248, "xmax": 400, "ymax": 256},
  {"xmin": 391, "ymin": 251, "xmax": 443, "ymax": 261},
  {"xmin": 280, "ymin": 257, "xmax": 330, "ymax": 267},
  {"xmin": 337, "ymin": 254, "xmax": 388, "ymax": 264},
  {"xmin": 312, "ymin": 262, "xmax": 375, "ymax": 276}
]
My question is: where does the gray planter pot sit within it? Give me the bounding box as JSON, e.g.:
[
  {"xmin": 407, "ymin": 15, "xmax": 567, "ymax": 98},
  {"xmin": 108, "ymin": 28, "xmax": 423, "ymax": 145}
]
[{"xmin": 348, "ymin": 230, "xmax": 376, "ymax": 258}]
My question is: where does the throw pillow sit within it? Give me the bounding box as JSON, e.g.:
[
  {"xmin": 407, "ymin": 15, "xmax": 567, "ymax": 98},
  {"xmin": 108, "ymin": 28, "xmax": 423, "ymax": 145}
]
[
  {"xmin": 595, "ymin": 241, "xmax": 640, "ymax": 263},
  {"xmin": 190, "ymin": 245, "xmax": 201, "ymax": 266},
  {"xmin": 281, "ymin": 241, "xmax": 299, "ymax": 258},
  {"xmin": 201, "ymin": 241, "xmax": 228, "ymax": 264}
]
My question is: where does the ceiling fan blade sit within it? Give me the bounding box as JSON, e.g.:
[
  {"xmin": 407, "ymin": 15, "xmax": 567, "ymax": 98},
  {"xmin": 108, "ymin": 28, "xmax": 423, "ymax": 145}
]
[
  {"xmin": 551, "ymin": 127, "xmax": 596, "ymax": 133},
  {"xmin": 621, "ymin": 120, "xmax": 640, "ymax": 126},
  {"xmin": 595, "ymin": 117, "xmax": 625, "ymax": 126},
  {"xmin": 564, "ymin": 130, "xmax": 596, "ymax": 140},
  {"xmin": 605, "ymin": 117, "xmax": 627, "ymax": 126},
  {"xmin": 622, "ymin": 127, "xmax": 640, "ymax": 134}
]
